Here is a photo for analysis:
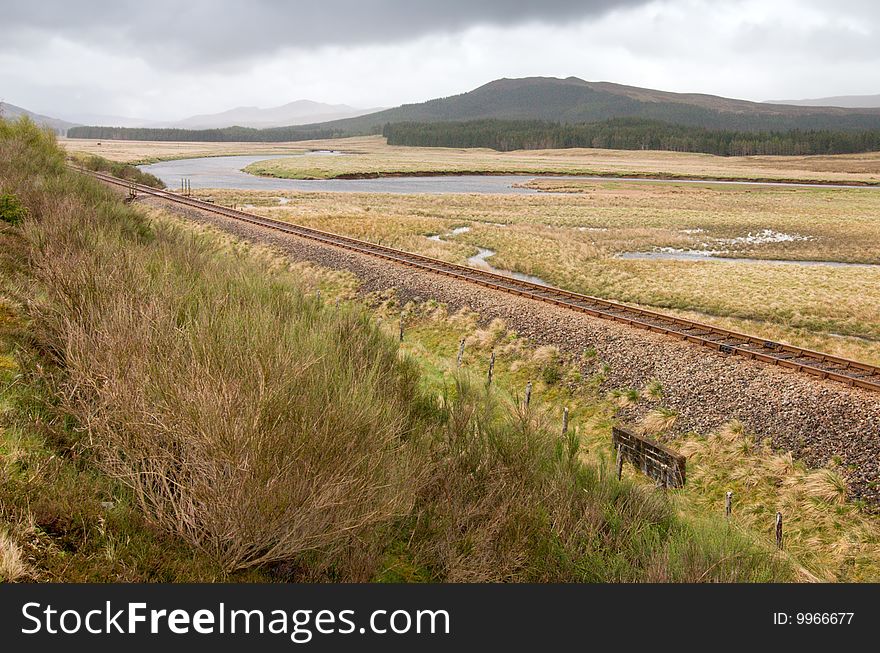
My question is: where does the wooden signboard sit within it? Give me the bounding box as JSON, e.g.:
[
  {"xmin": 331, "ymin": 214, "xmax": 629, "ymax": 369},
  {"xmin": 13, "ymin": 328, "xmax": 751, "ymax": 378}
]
[{"xmin": 612, "ymin": 425, "xmax": 686, "ymax": 488}]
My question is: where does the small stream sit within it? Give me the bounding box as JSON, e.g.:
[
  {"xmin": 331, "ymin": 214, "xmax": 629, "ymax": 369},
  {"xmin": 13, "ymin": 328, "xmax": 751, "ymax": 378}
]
[
  {"xmin": 466, "ymin": 248, "xmax": 550, "ymax": 286},
  {"xmin": 427, "ymin": 225, "xmax": 550, "ymax": 286}
]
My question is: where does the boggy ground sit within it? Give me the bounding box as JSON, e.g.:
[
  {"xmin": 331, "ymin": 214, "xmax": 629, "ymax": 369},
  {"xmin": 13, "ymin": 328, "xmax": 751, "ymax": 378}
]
[
  {"xmin": 62, "ymin": 135, "xmax": 880, "ymax": 184},
  {"xmin": 190, "ymin": 183, "xmax": 880, "ymax": 365}
]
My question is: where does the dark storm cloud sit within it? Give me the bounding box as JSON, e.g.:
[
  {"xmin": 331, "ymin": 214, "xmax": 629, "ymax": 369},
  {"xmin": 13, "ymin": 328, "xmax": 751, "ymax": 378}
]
[{"xmin": 2, "ymin": 0, "xmax": 649, "ymax": 66}]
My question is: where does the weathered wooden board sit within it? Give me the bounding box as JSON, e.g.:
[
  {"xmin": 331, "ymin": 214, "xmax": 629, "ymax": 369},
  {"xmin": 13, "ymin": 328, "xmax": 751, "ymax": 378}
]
[{"xmin": 612, "ymin": 425, "xmax": 686, "ymax": 488}]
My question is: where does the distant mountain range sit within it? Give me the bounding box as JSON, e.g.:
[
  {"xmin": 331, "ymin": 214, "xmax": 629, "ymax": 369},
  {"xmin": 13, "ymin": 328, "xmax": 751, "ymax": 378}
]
[
  {"xmin": 764, "ymin": 94, "xmax": 880, "ymax": 109},
  {"xmin": 0, "ymin": 101, "xmax": 78, "ymax": 134},
  {"xmin": 303, "ymin": 77, "xmax": 880, "ymax": 133},
  {"xmin": 169, "ymin": 100, "xmax": 382, "ymax": 129},
  {"xmin": 70, "ymin": 100, "xmax": 382, "ymax": 130},
  {"xmin": 2, "ymin": 100, "xmax": 382, "ymax": 133},
  {"xmin": 54, "ymin": 77, "xmax": 880, "ymax": 143}
]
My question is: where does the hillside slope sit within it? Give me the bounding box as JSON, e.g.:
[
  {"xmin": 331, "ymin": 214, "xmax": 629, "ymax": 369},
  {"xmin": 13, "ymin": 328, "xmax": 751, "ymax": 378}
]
[
  {"xmin": 0, "ymin": 102, "xmax": 77, "ymax": 135},
  {"xmin": 172, "ymin": 100, "xmax": 383, "ymax": 129},
  {"xmin": 306, "ymin": 77, "xmax": 880, "ymax": 133}
]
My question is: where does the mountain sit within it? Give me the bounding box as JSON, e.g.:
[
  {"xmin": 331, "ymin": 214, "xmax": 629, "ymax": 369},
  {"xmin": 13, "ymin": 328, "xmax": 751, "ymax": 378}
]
[
  {"xmin": 60, "ymin": 112, "xmax": 160, "ymax": 128},
  {"xmin": 764, "ymin": 94, "xmax": 880, "ymax": 109},
  {"xmin": 302, "ymin": 77, "xmax": 880, "ymax": 133},
  {"xmin": 170, "ymin": 100, "xmax": 382, "ymax": 129},
  {"xmin": 0, "ymin": 102, "xmax": 78, "ymax": 135}
]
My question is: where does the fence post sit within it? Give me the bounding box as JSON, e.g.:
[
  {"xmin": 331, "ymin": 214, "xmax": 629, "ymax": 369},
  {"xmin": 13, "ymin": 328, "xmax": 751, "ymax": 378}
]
[
  {"xmin": 616, "ymin": 444, "xmax": 624, "ymax": 481},
  {"xmin": 399, "ymin": 318, "xmax": 404, "ymax": 342},
  {"xmin": 487, "ymin": 351, "xmax": 495, "ymax": 386},
  {"xmin": 524, "ymin": 381, "xmax": 532, "ymax": 408},
  {"xmin": 457, "ymin": 338, "xmax": 465, "ymax": 367},
  {"xmin": 561, "ymin": 407, "xmax": 569, "ymax": 436},
  {"xmin": 775, "ymin": 512, "xmax": 783, "ymax": 550},
  {"xmin": 725, "ymin": 491, "xmax": 733, "ymax": 519}
]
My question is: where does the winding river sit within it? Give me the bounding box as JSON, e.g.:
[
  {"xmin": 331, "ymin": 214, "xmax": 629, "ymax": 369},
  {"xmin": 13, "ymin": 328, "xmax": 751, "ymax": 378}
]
[
  {"xmin": 140, "ymin": 153, "xmax": 541, "ymax": 194},
  {"xmin": 139, "ymin": 153, "xmax": 879, "ymax": 195}
]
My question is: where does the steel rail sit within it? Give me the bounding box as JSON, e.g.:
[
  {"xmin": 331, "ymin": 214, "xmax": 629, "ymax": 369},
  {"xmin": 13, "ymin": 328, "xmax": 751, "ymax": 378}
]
[{"xmin": 81, "ymin": 167, "xmax": 880, "ymax": 394}]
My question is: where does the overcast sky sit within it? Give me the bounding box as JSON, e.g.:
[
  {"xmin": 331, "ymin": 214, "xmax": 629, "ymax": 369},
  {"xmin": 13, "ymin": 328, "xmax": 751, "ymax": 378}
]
[{"xmin": 1, "ymin": 0, "xmax": 878, "ymax": 121}]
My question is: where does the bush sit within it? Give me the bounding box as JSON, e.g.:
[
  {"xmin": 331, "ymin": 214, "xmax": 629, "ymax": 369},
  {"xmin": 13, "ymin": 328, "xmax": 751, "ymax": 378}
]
[
  {"xmin": 78, "ymin": 153, "xmax": 165, "ymax": 188},
  {"xmin": 0, "ymin": 193, "xmax": 27, "ymax": 225}
]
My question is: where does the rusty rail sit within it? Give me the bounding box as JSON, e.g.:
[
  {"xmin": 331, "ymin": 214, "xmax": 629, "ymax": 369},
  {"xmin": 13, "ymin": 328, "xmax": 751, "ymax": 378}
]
[{"xmin": 80, "ymin": 167, "xmax": 880, "ymax": 394}]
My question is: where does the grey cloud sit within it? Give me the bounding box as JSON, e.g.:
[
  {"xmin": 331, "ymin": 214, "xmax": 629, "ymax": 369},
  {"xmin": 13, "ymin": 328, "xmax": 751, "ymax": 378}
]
[{"xmin": 2, "ymin": 0, "xmax": 649, "ymax": 67}]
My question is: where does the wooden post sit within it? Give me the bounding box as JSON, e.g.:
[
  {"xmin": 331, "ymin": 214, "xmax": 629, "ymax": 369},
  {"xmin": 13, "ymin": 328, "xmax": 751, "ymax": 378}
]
[
  {"xmin": 487, "ymin": 351, "xmax": 495, "ymax": 386},
  {"xmin": 725, "ymin": 491, "xmax": 733, "ymax": 519},
  {"xmin": 616, "ymin": 444, "xmax": 623, "ymax": 481},
  {"xmin": 399, "ymin": 318, "xmax": 404, "ymax": 342},
  {"xmin": 524, "ymin": 381, "xmax": 532, "ymax": 408},
  {"xmin": 776, "ymin": 512, "xmax": 783, "ymax": 550},
  {"xmin": 456, "ymin": 338, "xmax": 465, "ymax": 367},
  {"xmin": 561, "ymin": 407, "xmax": 569, "ymax": 436}
]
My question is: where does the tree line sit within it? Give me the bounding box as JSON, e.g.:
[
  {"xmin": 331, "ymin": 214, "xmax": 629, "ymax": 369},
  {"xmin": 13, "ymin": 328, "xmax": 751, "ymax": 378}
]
[
  {"xmin": 382, "ymin": 118, "xmax": 880, "ymax": 156},
  {"xmin": 67, "ymin": 124, "xmax": 361, "ymax": 142}
]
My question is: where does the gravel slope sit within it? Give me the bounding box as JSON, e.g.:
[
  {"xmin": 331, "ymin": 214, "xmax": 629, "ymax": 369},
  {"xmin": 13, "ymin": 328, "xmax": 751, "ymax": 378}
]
[{"xmin": 142, "ymin": 194, "xmax": 880, "ymax": 507}]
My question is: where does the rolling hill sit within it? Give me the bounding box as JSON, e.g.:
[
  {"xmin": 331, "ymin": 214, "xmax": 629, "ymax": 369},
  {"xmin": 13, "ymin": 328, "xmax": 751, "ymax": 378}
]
[
  {"xmin": 67, "ymin": 77, "xmax": 880, "ymax": 147},
  {"xmin": 56, "ymin": 101, "xmax": 381, "ymax": 130},
  {"xmin": 170, "ymin": 100, "xmax": 382, "ymax": 129},
  {"xmin": 304, "ymin": 77, "xmax": 880, "ymax": 133},
  {"xmin": 0, "ymin": 101, "xmax": 78, "ymax": 135}
]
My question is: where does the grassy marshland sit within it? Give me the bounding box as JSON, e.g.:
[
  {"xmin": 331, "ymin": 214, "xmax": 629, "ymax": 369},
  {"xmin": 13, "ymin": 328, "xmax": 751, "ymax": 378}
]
[
  {"xmin": 194, "ymin": 183, "xmax": 880, "ymax": 364},
  {"xmin": 0, "ymin": 118, "xmax": 792, "ymax": 582},
  {"xmin": 62, "ymin": 135, "xmax": 880, "ymax": 185}
]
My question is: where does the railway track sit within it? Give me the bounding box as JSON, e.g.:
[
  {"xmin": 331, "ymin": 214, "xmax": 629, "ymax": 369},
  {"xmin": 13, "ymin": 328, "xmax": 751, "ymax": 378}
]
[{"xmin": 82, "ymin": 168, "xmax": 880, "ymax": 394}]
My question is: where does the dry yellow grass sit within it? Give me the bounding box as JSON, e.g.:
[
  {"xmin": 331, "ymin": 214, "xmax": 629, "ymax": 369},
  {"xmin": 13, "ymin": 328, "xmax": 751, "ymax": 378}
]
[
  {"xmin": 244, "ymin": 137, "xmax": 880, "ymax": 184},
  {"xmin": 191, "ymin": 183, "xmax": 880, "ymax": 364},
  {"xmin": 62, "ymin": 134, "xmax": 880, "ymax": 184},
  {"xmin": 0, "ymin": 530, "xmax": 29, "ymax": 582},
  {"xmin": 639, "ymin": 408, "xmax": 679, "ymax": 434},
  {"xmin": 58, "ymin": 138, "xmax": 309, "ymax": 164},
  {"xmin": 677, "ymin": 424, "xmax": 879, "ymax": 581}
]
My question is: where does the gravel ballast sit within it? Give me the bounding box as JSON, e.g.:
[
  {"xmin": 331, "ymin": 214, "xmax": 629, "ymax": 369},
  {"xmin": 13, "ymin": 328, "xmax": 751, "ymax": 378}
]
[{"xmin": 142, "ymin": 194, "xmax": 880, "ymax": 507}]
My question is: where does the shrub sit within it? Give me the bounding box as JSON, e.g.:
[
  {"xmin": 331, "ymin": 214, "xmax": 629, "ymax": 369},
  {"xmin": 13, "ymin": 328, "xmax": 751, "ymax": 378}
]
[
  {"xmin": 79, "ymin": 154, "xmax": 165, "ymax": 188},
  {"xmin": 0, "ymin": 193, "xmax": 27, "ymax": 225}
]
